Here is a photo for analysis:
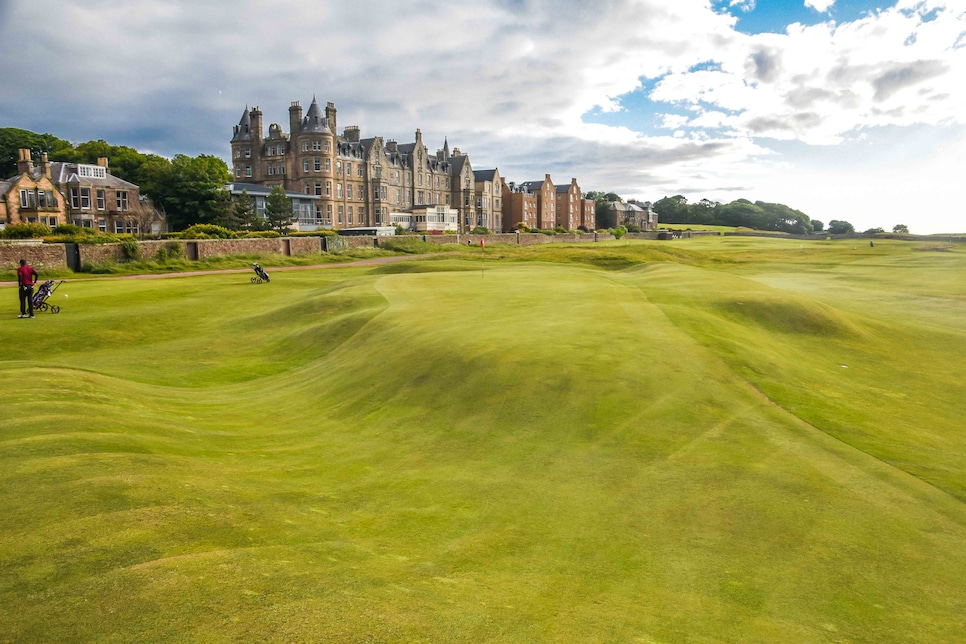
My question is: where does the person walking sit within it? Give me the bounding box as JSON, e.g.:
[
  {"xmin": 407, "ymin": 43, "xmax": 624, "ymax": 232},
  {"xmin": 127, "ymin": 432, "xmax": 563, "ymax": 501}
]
[{"xmin": 16, "ymin": 258, "xmax": 38, "ymax": 318}]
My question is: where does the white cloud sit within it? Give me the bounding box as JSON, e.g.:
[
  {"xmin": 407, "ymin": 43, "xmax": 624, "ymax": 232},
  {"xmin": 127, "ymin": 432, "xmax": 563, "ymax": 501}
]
[
  {"xmin": 804, "ymin": 0, "xmax": 836, "ymax": 12},
  {"xmin": 0, "ymin": 0, "xmax": 962, "ymax": 232}
]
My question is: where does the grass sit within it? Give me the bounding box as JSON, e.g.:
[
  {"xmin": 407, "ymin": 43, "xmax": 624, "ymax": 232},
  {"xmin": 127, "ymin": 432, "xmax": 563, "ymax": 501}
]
[{"xmin": 1, "ymin": 236, "xmax": 964, "ymax": 642}]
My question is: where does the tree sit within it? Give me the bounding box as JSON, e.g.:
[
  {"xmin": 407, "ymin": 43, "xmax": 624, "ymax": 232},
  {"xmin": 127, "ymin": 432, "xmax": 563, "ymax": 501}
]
[
  {"xmin": 827, "ymin": 220, "xmax": 855, "ymax": 235},
  {"xmin": 264, "ymin": 185, "xmax": 293, "ymax": 233},
  {"xmin": 129, "ymin": 198, "xmax": 164, "ymax": 240},
  {"xmin": 893, "ymin": 224, "xmax": 909, "ymax": 234},
  {"xmin": 652, "ymin": 195, "xmax": 690, "ymax": 224},
  {"xmin": 812, "ymin": 219, "xmax": 824, "ymax": 232},
  {"xmin": 218, "ymin": 189, "xmax": 263, "ymax": 231},
  {"xmin": 862, "ymin": 227, "xmax": 885, "ymax": 234},
  {"xmin": 0, "ymin": 127, "xmax": 72, "ymax": 177},
  {"xmin": 140, "ymin": 154, "xmax": 232, "ymax": 231}
]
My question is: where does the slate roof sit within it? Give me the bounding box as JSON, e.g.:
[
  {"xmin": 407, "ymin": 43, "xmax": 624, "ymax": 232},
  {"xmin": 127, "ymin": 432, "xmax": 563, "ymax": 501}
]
[
  {"xmin": 50, "ymin": 163, "xmax": 139, "ymax": 190},
  {"xmin": 232, "ymin": 108, "xmax": 252, "ymax": 142},
  {"xmin": 300, "ymin": 98, "xmax": 330, "ymax": 133},
  {"xmin": 473, "ymin": 169, "xmax": 498, "ymax": 182}
]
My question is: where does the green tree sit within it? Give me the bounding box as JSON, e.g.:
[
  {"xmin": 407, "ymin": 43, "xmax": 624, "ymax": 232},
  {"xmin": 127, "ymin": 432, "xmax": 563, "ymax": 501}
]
[
  {"xmin": 0, "ymin": 128, "xmax": 72, "ymax": 177},
  {"xmin": 652, "ymin": 195, "xmax": 690, "ymax": 224},
  {"xmin": 893, "ymin": 224, "xmax": 909, "ymax": 234},
  {"xmin": 140, "ymin": 154, "xmax": 231, "ymax": 231},
  {"xmin": 264, "ymin": 185, "xmax": 293, "ymax": 233},
  {"xmin": 812, "ymin": 219, "xmax": 824, "ymax": 232},
  {"xmin": 827, "ymin": 220, "xmax": 855, "ymax": 234},
  {"xmin": 218, "ymin": 189, "xmax": 262, "ymax": 231}
]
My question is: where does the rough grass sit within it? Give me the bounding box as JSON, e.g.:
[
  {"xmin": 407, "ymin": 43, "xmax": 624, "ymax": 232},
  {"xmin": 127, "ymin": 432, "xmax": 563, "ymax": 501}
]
[{"xmin": 1, "ymin": 237, "xmax": 964, "ymax": 642}]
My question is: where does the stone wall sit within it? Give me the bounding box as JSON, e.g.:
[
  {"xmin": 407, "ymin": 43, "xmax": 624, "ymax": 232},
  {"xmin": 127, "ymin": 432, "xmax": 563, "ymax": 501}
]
[{"xmin": 0, "ymin": 241, "xmax": 67, "ymax": 270}]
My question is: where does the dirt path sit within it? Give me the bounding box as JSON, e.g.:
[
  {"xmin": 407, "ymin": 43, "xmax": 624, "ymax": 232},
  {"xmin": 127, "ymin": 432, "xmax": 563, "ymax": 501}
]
[{"xmin": 0, "ymin": 254, "xmax": 434, "ymax": 287}]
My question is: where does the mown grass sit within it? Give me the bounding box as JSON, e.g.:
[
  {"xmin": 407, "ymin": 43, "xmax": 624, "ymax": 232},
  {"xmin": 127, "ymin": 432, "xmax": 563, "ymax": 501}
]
[{"xmin": 1, "ymin": 237, "xmax": 964, "ymax": 642}]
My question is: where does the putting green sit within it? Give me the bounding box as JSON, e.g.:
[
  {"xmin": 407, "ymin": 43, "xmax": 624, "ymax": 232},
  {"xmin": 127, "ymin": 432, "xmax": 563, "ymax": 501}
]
[{"xmin": 1, "ymin": 240, "xmax": 964, "ymax": 642}]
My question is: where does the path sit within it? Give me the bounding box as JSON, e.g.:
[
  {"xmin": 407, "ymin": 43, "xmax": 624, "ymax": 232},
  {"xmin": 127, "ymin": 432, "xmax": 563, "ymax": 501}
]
[{"xmin": 0, "ymin": 254, "xmax": 435, "ymax": 287}]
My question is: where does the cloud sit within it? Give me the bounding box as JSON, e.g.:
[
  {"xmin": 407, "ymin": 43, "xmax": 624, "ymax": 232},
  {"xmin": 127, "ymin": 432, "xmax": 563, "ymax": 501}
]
[
  {"xmin": 0, "ymin": 0, "xmax": 962, "ymax": 232},
  {"xmin": 804, "ymin": 0, "xmax": 836, "ymax": 12}
]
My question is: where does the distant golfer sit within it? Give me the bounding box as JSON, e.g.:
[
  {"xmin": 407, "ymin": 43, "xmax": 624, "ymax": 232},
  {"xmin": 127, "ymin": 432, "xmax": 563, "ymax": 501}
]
[{"xmin": 16, "ymin": 258, "xmax": 38, "ymax": 318}]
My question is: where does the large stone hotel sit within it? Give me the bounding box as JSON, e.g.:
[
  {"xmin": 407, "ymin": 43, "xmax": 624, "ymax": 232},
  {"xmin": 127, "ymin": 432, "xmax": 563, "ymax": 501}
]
[{"xmin": 230, "ymin": 96, "xmax": 604, "ymax": 233}]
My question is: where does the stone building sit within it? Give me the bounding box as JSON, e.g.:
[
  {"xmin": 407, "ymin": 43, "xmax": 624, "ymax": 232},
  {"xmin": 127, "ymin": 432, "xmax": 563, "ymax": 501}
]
[
  {"xmin": 610, "ymin": 199, "xmax": 659, "ymax": 231},
  {"xmin": 581, "ymin": 198, "xmax": 597, "ymax": 231},
  {"xmin": 231, "ymin": 98, "xmax": 477, "ymax": 232},
  {"xmin": 0, "ymin": 150, "xmax": 66, "ymax": 228},
  {"xmin": 472, "ymin": 168, "xmax": 503, "ymax": 232},
  {"xmin": 1, "ymin": 149, "xmax": 142, "ymax": 233},
  {"xmin": 501, "ymin": 181, "xmax": 539, "ymax": 232},
  {"xmin": 554, "ymin": 178, "xmax": 582, "ymax": 230},
  {"xmin": 517, "ymin": 174, "xmax": 557, "ymax": 230}
]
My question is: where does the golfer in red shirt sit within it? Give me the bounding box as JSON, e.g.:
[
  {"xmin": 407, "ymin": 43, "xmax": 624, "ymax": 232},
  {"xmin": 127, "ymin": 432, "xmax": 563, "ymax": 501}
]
[{"xmin": 16, "ymin": 259, "xmax": 38, "ymax": 318}]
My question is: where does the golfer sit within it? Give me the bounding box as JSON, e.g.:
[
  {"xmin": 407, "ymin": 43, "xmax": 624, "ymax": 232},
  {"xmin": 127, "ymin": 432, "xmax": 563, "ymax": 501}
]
[{"xmin": 16, "ymin": 258, "xmax": 38, "ymax": 318}]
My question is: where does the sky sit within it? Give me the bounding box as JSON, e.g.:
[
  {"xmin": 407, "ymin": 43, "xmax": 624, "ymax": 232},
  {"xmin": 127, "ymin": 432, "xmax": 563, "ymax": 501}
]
[{"xmin": 1, "ymin": 0, "xmax": 963, "ymax": 234}]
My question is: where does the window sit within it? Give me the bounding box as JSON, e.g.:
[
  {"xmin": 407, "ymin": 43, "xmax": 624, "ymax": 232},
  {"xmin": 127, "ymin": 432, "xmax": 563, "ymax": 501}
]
[
  {"xmin": 336, "ymin": 184, "xmax": 342, "ymax": 199},
  {"xmin": 80, "ymin": 188, "xmax": 91, "ymax": 209},
  {"xmin": 38, "ymin": 190, "xmax": 54, "ymax": 208},
  {"xmin": 315, "ymin": 182, "xmax": 322, "ymax": 196},
  {"xmin": 98, "ymin": 218, "xmax": 107, "ymax": 232},
  {"xmin": 268, "ymin": 163, "xmax": 275, "ymax": 176},
  {"xmin": 303, "ymin": 160, "xmax": 309, "ymax": 172},
  {"xmin": 78, "ymin": 165, "xmax": 107, "ymax": 179},
  {"xmin": 312, "ymin": 140, "xmax": 321, "ymax": 151},
  {"xmin": 315, "ymin": 205, "xmax": 323, "ymax": 220},
  {"xmin": 278, "ymin": 163, "xmax": 285, "ymax": 175},
  {"xmin": 117, "ymin": 191, "xmax": 129, "ymax": 211},
  {"xmin": 359, "ymin": 207, "xmax": 365, "ymax": 220},
  {"xmin": 244, "ymin": 147, "xmax": 251, "ymax": 158},
  {"xmin": 304, "ymin": 184, "xmax": 311, "ymax": 195},
  {"xmin": 338, "ymin": 205, "xmax": 344, "ymax": 223},
  {"xmin": 19, "ymin": 189, "xmax": 36, "ymax": 209},
  {"xmin": 325, "ymin": 158, "xmax": 331, "ymax": 172},
  {"xmin": 348, "ymin": 206, "xmax": 353, "ymax": 223},
  {"xmin": 346, "ymin": 185, "xmax": 352, "ymax": 200},
  {"xmin": 358, "ymin": 165, "xmax": 364, "ymax": 177},
  {"xmin": 380, "ymin": 186, "xmax": 387, "ymax": 200},
  {"xmin": 324, "ymin": 142, "xmax": 330, "ymax": 152},
  {"xmin": 336, "ymin": 161, "xmax": 342, "ymax": 175},
  {"xmin": 314, "ymin": 158, "xmax": 321, "ymax": 172},
  {"xmin": 346, "ymin": 162, "xmax": 351, "ymax": 175},
  {"xmin": 268, "ymin": 145, "xmax": 275, "ymax": 156},
  {"xmin": 325, "ymin": 181, "xmax": 332, "ymax": 197},
  {"xmin": 301, "ymin": 141, "xmax": 309, "ymax": 152},
  {"xmin": 234, "ymin": 148, "xmax": 241, "ymax": 158},
  {"xmin": 97, "ymin": 189, "xmax": 106, "ymax": 210},
  {"xmin": 326, "ymin": 204, "xmax": 332, "ymax": 220},
  {"xmin": 245, "ymin": 165, "xmax": 252, "ymax": 177},
  {"xmin": 115, "ymin": 220, "xmax": 125, "ymax": 233}
]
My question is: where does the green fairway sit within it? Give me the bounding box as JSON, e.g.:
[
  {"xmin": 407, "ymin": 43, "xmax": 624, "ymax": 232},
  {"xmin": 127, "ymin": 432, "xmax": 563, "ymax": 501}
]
[{"xmin": 1, "ymin": 238, "xmax": 965, "ymax": 642}]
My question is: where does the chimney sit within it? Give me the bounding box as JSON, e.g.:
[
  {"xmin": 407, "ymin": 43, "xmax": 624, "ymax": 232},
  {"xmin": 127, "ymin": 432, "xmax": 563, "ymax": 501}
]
[
  {"xmin": 251, "ymin": 106, "xmax": 263, "ymax": 143},
  {"xmin": 17, "ymin": 148, "xmax": 33, "ymax": 175},
  {"xmin": 326, "ymin": 102, "xmax": 337, "ymax": 135},
  {"xmin": 40, "ymin": 152, "xmax": 51, "ymax": 178},
  {"xmin": 344, "ymin": 125, "xmax": 360, "ymax": 143},
  {"xmin": 97, "ymin": 157, "xmax": 109, "ymax": 168},
  {"xmin": 289, "ymin": 101, "xmax": 302, "ymax": 135},
  {"xmin": 386, "ymin": 139, "xmax": 398, "ymax": 153}
]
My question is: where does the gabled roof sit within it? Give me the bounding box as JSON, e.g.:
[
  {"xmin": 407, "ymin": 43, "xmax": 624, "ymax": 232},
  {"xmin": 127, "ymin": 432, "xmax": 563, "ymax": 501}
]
[
  {"xmin": 473, "ymin": 169, "xmax": 498, "ymax": 182},
  {"xmin": 50, "ymin": 163, "xmax": 138, "ymax": 190}
]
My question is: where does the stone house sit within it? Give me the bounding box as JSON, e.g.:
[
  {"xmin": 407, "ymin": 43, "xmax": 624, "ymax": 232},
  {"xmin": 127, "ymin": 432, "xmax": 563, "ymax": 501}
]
[
  {"xmin": 501, "ymin": 181, "xmax": 539, "ymax": 232},
  {"xmin": 231, "ymin": 98, "xmax": 477, "ymax": 232},
  {"xmin": 0, "ymin": 150, "xmax": 66, "ymax": 228},
  {"xmin": 554, "ymin": 178, "xmax": 582, "ymax": 230},
  {"xmin": 581, "ymin": 198, "xmax": 596, "ymax": 231},
  {"xmin": 472, "ymin": 168, "xmax": 502, "ymax": 232},
  {"xmin": 517, "ymin": 174, "xmax": 557, "ymax": 230}
]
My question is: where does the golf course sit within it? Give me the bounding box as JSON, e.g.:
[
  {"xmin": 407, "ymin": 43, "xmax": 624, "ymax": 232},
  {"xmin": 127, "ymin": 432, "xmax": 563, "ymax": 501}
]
[{"xmin": 1, "ymin": 236, "xmax": 964, "ymax": 642}]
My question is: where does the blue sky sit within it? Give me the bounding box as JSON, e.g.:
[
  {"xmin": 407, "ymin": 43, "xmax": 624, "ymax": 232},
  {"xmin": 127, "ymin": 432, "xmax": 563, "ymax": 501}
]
[{"xmin": 0, "ymin": 0, "xmax": 963, "ymax": 233}]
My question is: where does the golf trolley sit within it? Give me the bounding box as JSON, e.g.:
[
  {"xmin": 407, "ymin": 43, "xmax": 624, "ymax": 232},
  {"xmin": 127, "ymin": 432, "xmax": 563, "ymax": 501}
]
[
  {"xmin": 251, "ymin": 263, "xmax": 270, "ymax": 284},
  {"xmin": 32, "ymin": 280, "xmax": 66, "ymax": 314}
]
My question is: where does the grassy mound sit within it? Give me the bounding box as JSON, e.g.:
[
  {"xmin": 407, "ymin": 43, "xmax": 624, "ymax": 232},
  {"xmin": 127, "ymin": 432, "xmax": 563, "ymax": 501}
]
[{"xmin": 1, "ymin": 237, "xmax": 964, "ymax": 642}]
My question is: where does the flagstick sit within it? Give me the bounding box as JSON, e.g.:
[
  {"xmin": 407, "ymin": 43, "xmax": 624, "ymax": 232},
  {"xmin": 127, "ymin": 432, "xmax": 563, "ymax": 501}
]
[{"xmin": 480, "ymin": 239, "xmax": 485, "ymax": 278}]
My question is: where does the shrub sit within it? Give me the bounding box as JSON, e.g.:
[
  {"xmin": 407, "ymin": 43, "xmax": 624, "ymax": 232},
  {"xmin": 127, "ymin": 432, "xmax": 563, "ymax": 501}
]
[
  {"xmin": 610, "ymin": 226, "xmax": 627, "ymax": 239},
  {"xmin": 470, "ymin": 226, "xmax": 490, "ymax": 235},
  {"xmin": 180, "ymin": 224, "xmax": 235, "ymax": 239},
  {"xmin": 244, "ymin": 230, "xmax": 280, "ymax": 238},
  {"xmin": 119, "ymin": 237, "xmax": 142, "ymax": 260},
  {"xmin": 155, "ymin": 241, "xmax": 185, "ymax": 261},
  {"xmin": 1, "ymin": 223, "xmax": 51, "ymax": 239}
]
